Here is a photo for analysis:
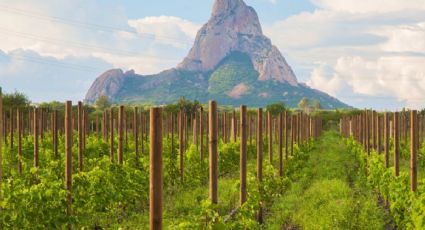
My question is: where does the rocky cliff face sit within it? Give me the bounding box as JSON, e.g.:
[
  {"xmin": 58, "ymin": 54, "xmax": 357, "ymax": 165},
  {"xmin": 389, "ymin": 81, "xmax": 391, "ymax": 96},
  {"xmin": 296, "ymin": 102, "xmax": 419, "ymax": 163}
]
[
  {"xmin": 85, "ymin": 0, "xmax": 348, "ymax": 109},
  {"xmin": 177, "ymin": 0, "xmax": 298, "ymax": 85},
  {"xmin": 85, "ymin": 69, "xmax": 140, "ymax": 103}
]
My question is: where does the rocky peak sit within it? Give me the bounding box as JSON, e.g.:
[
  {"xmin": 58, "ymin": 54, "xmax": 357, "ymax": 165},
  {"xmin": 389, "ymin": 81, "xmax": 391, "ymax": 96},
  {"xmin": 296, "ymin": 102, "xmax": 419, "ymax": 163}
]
[
  {"xmin": 177, "ymin": 0, "xmax": 297, "ymax": 85},
  {"xmin": 85, "ymin": 69, "xmax": 128, "ymax": 103},
  {"xmin": 212, "ymin": 0, "xmax": 244, "ymax": 17}
]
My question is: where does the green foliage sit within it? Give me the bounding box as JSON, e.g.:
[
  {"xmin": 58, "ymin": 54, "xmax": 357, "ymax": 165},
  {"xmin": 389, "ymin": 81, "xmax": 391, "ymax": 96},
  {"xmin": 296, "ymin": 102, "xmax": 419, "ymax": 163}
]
[
  {"xmin": 265, "ymin": 131, "xmax": 388, "ymax": 229},
  {"xmin": 346, "ymin": 138, "xmax": 425, "ymax": 229},
  {"xmin": 39, "ymin": 101, "xmax": 64, "ymax": 110},
  {"xmin": 266, "ymin": 102, "xmax": 286, "ymax": 115},
  {"xmin": 313, "ymin": 99, "xmax": 321, "ymax": 109},
  {"xmin": 2, "ymin": 90, "xmax": 31, "ymax": 110},
  {"xmin": 177, "ymin": 97, "xmax": 201, "ymax": 115},
  {"xmin": 298, "ymin": 97, "xmax": 309, "ymax": 109},
  {"xmin": 95, "ymin": 95, "xmax": 111, "ymax": 111},
  {"xmin": 208, "ymin": 52, "xmax": 258, "ymax": 97}
]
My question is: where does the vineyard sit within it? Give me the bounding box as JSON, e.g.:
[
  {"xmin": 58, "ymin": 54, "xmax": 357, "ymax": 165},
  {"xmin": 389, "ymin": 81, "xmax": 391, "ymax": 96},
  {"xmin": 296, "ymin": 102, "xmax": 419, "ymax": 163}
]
[{"xmin": 1, "ymin": 88, "xmax": 425, "ymax": 229}]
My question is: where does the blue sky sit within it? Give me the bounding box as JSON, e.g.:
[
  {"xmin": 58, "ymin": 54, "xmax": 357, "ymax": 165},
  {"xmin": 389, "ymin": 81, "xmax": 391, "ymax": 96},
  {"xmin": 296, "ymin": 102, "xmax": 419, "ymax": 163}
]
[
  {"xmin": 102, "ymin": 0, "xmax": 316, "ymax": 23},
  {"xmin": 0, "ymin": 0, "xmax": 424, "ymax": 110}
]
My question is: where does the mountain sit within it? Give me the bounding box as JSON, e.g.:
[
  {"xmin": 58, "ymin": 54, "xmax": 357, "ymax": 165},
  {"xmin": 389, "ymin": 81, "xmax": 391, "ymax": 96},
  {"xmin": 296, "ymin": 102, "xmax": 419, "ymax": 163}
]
[{"xmin": 85, "ymin": 0, "xmax": 349, "ymax": 109}]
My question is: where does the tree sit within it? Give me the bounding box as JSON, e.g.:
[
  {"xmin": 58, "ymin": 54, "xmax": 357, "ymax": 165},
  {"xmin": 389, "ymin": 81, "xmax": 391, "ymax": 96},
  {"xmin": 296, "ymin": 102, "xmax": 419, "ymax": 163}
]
[
  {"xmin": 164, "ymin": 103, "xmax": 179, "ymax": 114},
  {"xmin": 266, "ymin": 102, "xmax": 286, "ymax": 116},
  {"xmin": 298, "ymin": 97, "xmax": 309, "ymax": 109},
  {"xmin": 95, "ymin": 95, "xmax": 111, "ymax": 111},
  {"xmin": 2, "ymin": 90, "xmax": 30, "ymax": 110},
  {"xmin": 39, "ymin": 101, "xmax": 64, "ymax": 111},
  {"xmin": 313, "ymin": 99, "xmax": 321, "ymax": 110},
  {"xmin": 177, "ymin": 97, "xmax": 200, "ymax": 115}
]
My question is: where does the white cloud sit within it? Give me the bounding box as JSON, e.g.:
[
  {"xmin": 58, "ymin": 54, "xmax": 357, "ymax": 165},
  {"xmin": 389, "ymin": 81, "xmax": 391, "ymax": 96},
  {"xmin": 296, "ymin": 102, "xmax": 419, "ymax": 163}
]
[
  {"xmin": 263, "ymin": 1, "xmax": 425, "ymax": 110},
  {"xmin": 128, "ymin": 16, "xmax": 199, "ymax": 49},
  {"xmin": 375, "ymin": 22, "xmax": 425, "ymax": 53},
  {"xmin": 306, "ymin": 64, "xmax": 342, "ymax": 97},
  {"xmin": 0, "ymin": 0, "xmax": 201, "ymax": 101},
  {"xmin": 334, "ymin": 56, "xmax": 425, "ymax": 109},
  {"xmin": 311, "ymin": 0, "xmax": 425, "ymax": 13}
]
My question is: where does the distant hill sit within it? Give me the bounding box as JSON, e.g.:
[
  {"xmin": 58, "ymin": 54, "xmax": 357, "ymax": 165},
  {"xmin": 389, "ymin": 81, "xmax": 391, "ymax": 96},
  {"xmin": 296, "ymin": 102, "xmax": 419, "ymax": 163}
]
[{"xmin": 85, "ymin": 0, "xmax": 349, "ymax": 109}]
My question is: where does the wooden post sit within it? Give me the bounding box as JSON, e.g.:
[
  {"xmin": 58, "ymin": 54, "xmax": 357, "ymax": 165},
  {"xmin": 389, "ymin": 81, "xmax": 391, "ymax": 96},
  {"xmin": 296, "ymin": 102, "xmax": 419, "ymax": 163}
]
[
  {"xmin": 118, "ymin": 105, "xmax": 124, "ymax": 164},
  {"xmin": 17, "ymin": 109, "xmax": 22, "ymax": 174},
  {"xmin": 377, "ymin": 114, "xmax": 381, "ymax": 153},
  {"xmin": 256, "ymin": 108, "xmax": 263, "ymax": 223},
  {"xmin": 109, "ymin": 108, "xmax": 114, "ymax": 163},
  {"xmin": 240, "ymin": 105, "xmax": 247, "ymax": 205},
  {"xmin": 134, "ymin": 107, "xmax": 139, "ymax": 163},
  {"xmin": 179, "ymin": 110, "xmax": 184, "ymax": 182},
  {"xmin": 77, "ymin": 102, "xmax": 83, "ymax": 171},
  {"xmin": 285, "ymin": 111, "xmax": 289, "ymax": 160},
  {"xmin": 268, "ymin": 111, "xmax": 272, "ymax": 163},
  {"xmin": 257, "ymin": 108, "xmax": 263, "ymax": 181},
  {"xmin": 410, "ymin": 110, "xmax": 417, "ymax": 192},
  {"xmin": 53, "ymin": 110, "xmax": 58, "ymax": 157},
  {"xmin": 103, "ymin": 111, "xmax": 107, "ymax": 140},
  {"xmin": 193, "ymin": 114, "xmax": 198, "ymax": 149},
  {"xmin": 0, "ymin": 88, "xmax": 2, "ymax": 189},
  {"xmin": 394, "ymin": 112, "xmax": 400, "ymax": 176},
  {"xmin": 65, "ymin": 101, "xmax": 73, "ymax": 227},
  {"xmin": 384, "ymin": 112, "xmax": 389, "ymax": 168},
  {"xmin": 149, "ymin": 107, "xmax": 163, "ymax": 230},
  {"xmin": 366, "ymin": 110, "xmax": 370, "ymax": 155},
  {"xmin": 372, "ymin": 111, "xmax": 376, "ymax": 150},
  {"xmin": 232, "ymin": 110, "xmax": 237, "ymax": 142},
  {"xmin": 291, "ymin": 115, "xmax": 294, "ymax": 156},
  {"xmin": 141, "ymin": 112, "xmax": 145, "ymax": 155},
  {"xmin": 96, "ymin": 114, "xmax": 99, "ymax": 137},
  {"xmin": 279, "ymin": 112, "xmax": 283, "ymax": 176},
  {"xmin": 200, "ymin": 107, "xmax": 204, "ymax": 160},
  {"xmin": 10, "ymin": 109, "xmax": 14, "ymax": 149},
  {"xmin": 209, "ymin": 101, "xmax": 218, "ymax": 204},
  {"xmin": 34, "ymin": 107, "xmax": 39, "ymax": 168}
]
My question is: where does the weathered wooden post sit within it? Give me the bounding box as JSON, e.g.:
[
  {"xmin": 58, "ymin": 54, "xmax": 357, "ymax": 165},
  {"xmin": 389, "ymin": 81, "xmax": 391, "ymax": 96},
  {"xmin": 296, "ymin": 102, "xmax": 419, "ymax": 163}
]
[
  {"xmin": 96, "ymin": 114, "xmax": 99, "ymax": 137},
  {"xmin": 134, "ymin": 107, "xmax": 139, "ymax": 163},
  {"xmin": 279, "ymin": 112, "xmax": 283, "ymax": 176},
  {"xmin": 34, "ymin": 107, "xmax": 39, "ymax": 168},
  {"xmin": 291, "ymin": 115, "xmax": 295, "ymax": 156},
  {"xmin": 268, "ymin": 111, "xmax": 273, "ymax": 163},
  {"xmin": 200, "ymin": 107, "xmax": 204, "ymax": 160},
  {"xmin": 366, "ymin": 110, "xmax": 370, "ymax": 155},
  {"xmin": 118, "ymin": 105, "xmax": 124, "ymax": 164},
  {"xmin": 179, "ymin": 110, "xmax": 184, "ymax": 182},
  {"xmin": 411, "ymin": 110, "xmax": 417, "ymax": 192},
  {"xmin": 149, "ymin": 107, "xmax": 163, "ymax": 230},
  {"xmin": 64, "ymin": 101, "xmax": 73, "ymax": 228},
  {"xmin": 256, "ymin": 108, "xmax": 263, "ymax": 223},
  {"xmin": 393, "ymin": 112, "xmax": 399, "ymax": 176},
  {"xmin": 103, "ymin": 111, "xmax": 107, "ymax": 140},
  {"xmin": 285, "ymin": 111, "xmax": 289, "ymax": 160},
  {"xmin": 209, "ymin": 101, "xmax": 218, "ymax": 204},
  {"xmin": 53, "ymin": 110, "xmax": 58, "ymax": 157},
  {"xmin": 240, "ymin": 105, "xmax": 247, "ymax": 205},
  {"xmin": 17, "ymin": 109, "xmax": 22, "ymax": 174},
  {"xmin": 372, "ymin": 111, "xmax": 376, "ymax": 150},
  {"xmin": 384, "ymin": 112, "xmax": 389, "ymax": 168},
  {"xmin": 257, "ymin": 108, "xmax": 263, "ymax": 181},
  {"xmin": 109, "ymin": 108, "xmax": 114, "ymax": 163},
  {"xmin": 10, "ymin": 109, "xmax": 14, "ymax": 149},
  {"xmin": 77, "ymin": 101, "xmax": 83, "ymax": 171},
  {"xmin": 0, "ymin": 88, "xmax": 2, "ymax": 188},
  {"xmin": 232, "ymin": 110, "xmax": 237, "ymax": 142}
]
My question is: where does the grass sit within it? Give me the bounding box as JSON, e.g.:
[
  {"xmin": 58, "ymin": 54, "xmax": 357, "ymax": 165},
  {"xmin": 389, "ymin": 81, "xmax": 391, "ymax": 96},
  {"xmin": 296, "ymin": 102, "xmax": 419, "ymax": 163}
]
[{"xmin": 264, "ymin": 130, "xmax": 390, "ymax": 229}]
